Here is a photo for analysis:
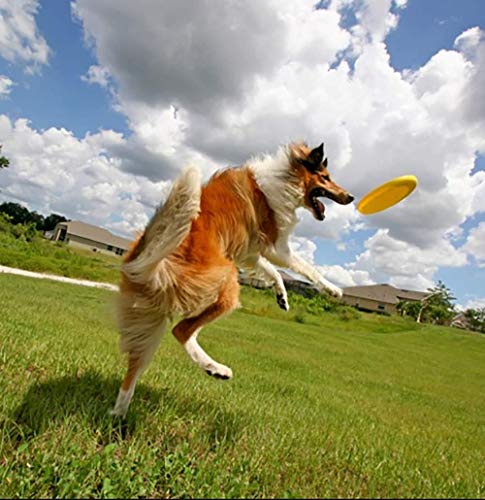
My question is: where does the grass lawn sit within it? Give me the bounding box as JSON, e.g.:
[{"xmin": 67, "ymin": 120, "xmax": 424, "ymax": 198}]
[
  {"xmin": 0, "ymin": 274, "xmax": 484, "ymax": 498},
  {"xmin": 0, "ymin": 229, "xmax": 121, "ymax": 284}
]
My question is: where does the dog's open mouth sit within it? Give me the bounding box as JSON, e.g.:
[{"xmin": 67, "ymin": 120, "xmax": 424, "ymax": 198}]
[{"xmin": 309, "ymin": 188, "xmax": 326, "ymax": 221}]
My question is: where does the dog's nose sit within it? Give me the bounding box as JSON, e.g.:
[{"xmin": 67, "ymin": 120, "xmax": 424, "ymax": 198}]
[{"xmin": 347, "ymin": 193, "xmax": 355, "ymax": 203}]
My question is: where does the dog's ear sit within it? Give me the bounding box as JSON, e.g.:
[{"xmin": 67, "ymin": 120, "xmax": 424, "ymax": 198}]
[{"xmin": 304, "ymin": 143, "xmax": 324, "ymax": 172}]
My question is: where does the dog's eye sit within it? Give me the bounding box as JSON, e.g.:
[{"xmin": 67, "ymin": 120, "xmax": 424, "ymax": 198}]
[{"xmin": 321, "ymin": 174, "xmax": 330, "ymax": 181}]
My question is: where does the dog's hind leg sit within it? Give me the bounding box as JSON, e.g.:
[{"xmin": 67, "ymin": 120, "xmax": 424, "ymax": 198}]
[
  {"xmin": 172, "ymin": 268, "xmax": 239, "ymax": 379},
  {"xmin": 111, "ymin": 318, "xmax": 168, "ymax": 416}
]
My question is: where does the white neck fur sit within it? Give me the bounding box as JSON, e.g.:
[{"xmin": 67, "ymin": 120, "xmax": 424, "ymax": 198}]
[{"xmin": 248, "ymin": 145, "xmax": 304, "ymax": 234}]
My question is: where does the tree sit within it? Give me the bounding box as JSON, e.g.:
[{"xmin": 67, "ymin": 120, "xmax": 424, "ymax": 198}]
[
  {"xmin": 43, "ymin": 213, "xmax": 67, "ymax": 232},
  {"xmin": 417, "ymin": 281, "xmax": 456, "ymax": 325},
  {"xmin": 0, "ymin": 202, "xmax": 45, "ymax": 230},
  {"xmin": 0, "ymin": 202, "xmax": 68, "ymax": 232},
  {"xmin": 0, "ymin": 145, "xmax": 9, "ymax": 169},
  {"xmin": 397, "ymin": 299, "xmax": 421, "ymax": 319},
  {"xmin": 465, "ymin": 308, "xmax": 485, "ymax": 333},
  {"xmin": 0, "ymin": 202, "xmax": 33, "ymax": 225}
]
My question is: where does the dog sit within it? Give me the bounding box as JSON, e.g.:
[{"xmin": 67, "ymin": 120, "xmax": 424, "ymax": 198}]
[{"xmin": 111, "ymin": 142, "xmax": 354, "ymax": 416}]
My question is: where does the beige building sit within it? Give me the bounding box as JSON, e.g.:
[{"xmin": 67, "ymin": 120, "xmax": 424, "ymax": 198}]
[
  {"xmin": 52, "ymin": 220, "xmax": 132, "ymax": 257},
  {"xmin": 342, "ymin": 284, "xmax": 428, "ymax": 314}
]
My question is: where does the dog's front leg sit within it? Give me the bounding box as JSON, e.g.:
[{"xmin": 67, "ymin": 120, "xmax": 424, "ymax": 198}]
[
  {"xmin": 266, "ymin": 246, "xmax": 342, "ymax": 299},
  {"xmin": 254, "ymin": 256, "xmax": 289, "ymax": 311}
]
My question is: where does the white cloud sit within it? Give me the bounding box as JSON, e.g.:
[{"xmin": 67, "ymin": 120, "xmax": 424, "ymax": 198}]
[
  {"xmin": 454, "ymin": 27, "xmax": 483, "ymax": 57},
  {"xmin": 289, "ymin": 235, "xmax": 317, "ymax": 264},
  {"xmin": 463, "ymin": 297, "xmax": 485, "ymax": 311},
  {"xmin": 72, "ymin": 0, "xmax": 291, "ymax": 113},
  {"xmin": 0, "ymin": 75, "xmax": 13, "ymax": 97},
  {"xmin": 81, "ymin": 64, "xmax": 110, "ymax": 87},
  {"xmin": 462, "ymin": 222, "xmax": 485, "ymax": 267},
  {"xmin": 0, "ymin": 0, "xmax": 50, "ymax": 72},
  {"xmin": 0, "ymin": 115, "xmax": 171, "ymax": 238},
  {"xmin": 348, "ymin": 229, "xmax": 467, "ymax": 291},
  {"xmin": 317, "ymin": 264, "xmax": 374, "ymax": 288}
]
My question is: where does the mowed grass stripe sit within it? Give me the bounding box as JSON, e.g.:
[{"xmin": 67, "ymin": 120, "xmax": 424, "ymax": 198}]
[{"xmin": 0, "ymin": 274, "xmax": 484, "ymax": 498}]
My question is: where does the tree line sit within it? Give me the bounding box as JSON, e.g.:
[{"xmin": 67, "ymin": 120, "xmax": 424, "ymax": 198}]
[{"xmin": 0, "ymin": 202, "xmax": 67, "ymax": 233}]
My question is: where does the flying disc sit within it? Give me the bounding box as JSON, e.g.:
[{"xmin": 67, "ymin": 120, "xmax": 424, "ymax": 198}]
[{"xmin": 357, "ymin": 175, "xmax": 418, "ymax": 215}]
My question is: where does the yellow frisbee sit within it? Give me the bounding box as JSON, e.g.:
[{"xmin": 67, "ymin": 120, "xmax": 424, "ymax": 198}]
[{"xmin": 357, "ymin": 175, "xmax": 418, "ymax": 215}]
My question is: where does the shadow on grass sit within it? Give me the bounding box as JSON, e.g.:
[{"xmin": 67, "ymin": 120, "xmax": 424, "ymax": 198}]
[{"xmin": 3, "ymin": 370, "xmax": 244, "ymax": 450}]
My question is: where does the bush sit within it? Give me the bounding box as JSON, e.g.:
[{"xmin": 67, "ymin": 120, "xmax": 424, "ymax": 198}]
[
  {"xmin": 338, "ymin": 306, "xmax": 361, "ymax": 322},
  {"xmin": 287, "ymin": 290, "xmax": 338, "ymax": 315},
  {"xmin": 293, "ymin": 312, "xmax": 306, "ymax": 324}
]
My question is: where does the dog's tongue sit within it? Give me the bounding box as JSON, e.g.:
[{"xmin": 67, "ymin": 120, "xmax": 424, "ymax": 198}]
[{"xmin": 314, "ymin": 199, "xmax": 325, "ymax": 220}]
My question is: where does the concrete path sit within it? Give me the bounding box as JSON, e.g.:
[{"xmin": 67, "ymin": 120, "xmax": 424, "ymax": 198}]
[{"xmin": 0, "ymin": 265, "xmax": 119, "ymax": 292}]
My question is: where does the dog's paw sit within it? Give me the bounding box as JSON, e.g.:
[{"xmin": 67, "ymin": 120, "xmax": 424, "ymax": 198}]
[
  {"xmin": 109, "ymin": 407, "xmax": 127, "ymax": 418},
  {"xmin": 317, "ymin": 282, "xmax": 343, "ymax": 299},
  {"xmin": 276, "ymin": 293, "xmax": 290, "ymax": 311},
  {"xmin": 327, "ymin": 285, "xmax": 343, "ymax": 299},
  {"xmin": 205, "ymin": 363, "xmax": 233, "ymax": 380}
]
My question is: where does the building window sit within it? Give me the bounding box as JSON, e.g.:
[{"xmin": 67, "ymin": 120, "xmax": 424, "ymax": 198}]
[
  {"xmin": 378, "ymin": 304, "xmax": 385, "ymax": 311},
  {"xmin": 107, "ymin": 245, "xmax": 113, "ymax": 251},
  {"xmin": 115, "ymin": 248, "xmax": 124, "ymax": 255}
]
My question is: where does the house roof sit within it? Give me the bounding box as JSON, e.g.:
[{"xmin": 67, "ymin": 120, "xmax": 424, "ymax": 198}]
[
  {"xmin": 57, "ymin": 220, "xmax": 132, "ymax": 250},
  {"xmin": 343, "ymin": 284, "xmax": 428, "ymax": 305}
]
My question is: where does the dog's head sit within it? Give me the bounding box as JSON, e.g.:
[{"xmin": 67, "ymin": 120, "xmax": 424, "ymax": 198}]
[{"xmin": 290, "ymin": 142, "xmax": 354, "ymax": 221}]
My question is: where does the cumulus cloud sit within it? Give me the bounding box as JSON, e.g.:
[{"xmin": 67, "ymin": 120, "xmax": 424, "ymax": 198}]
[
  {"xmin": 454, "ymin": 28, "xmax": 485, "ymax": 131},
  {"xmin": 72, "ymin": 0, "xmax": 291, "ymax": 114},
  {"xmin": 81, "ymin": 64, "xmax": 111, "ymax": 87},
  {"xmin": 317, "ymin": 264, "xmax": 374, "ymax": 288},
  {"xmin": 463, "ymin": 297, "xmax": 485, "ymax": 311},
  {"xmin": 0, "ymin": 115, "xmax": 171, "ymax": 237},
  {"xmin": 289, "ymin": 235, "xmax": 318, "ymax": 264},
  {"xmin": 0, "ymin": 75, "xmax": 13, "ymax": 97},
  {"xmin": 454, "ymin": 27, "xmax": 483, "ymax": 57},
  {"xmin": 348, "ymin": 229, "xmax": 468, "ymax": 290},
  {"xmin": 462, "ymin": 222, "xmax": 485, "ymax": 267},
  {"xmin": 0, "ymin": 0, "xmax": 50, "ymax": 72}
]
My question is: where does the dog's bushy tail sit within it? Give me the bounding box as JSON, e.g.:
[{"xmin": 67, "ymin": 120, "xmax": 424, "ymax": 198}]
[{"xmin": 122, "ymin": 166, "xmax": 201, "ymax": 284}]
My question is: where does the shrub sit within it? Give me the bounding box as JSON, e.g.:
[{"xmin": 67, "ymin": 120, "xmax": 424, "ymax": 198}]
[
  {"xmin": 338, "ymin": 307, "xmax": 361, "ymax": 322},
  {"xmin": 293, "ymin": 312, "xmax": 306, "ymax": 324}
]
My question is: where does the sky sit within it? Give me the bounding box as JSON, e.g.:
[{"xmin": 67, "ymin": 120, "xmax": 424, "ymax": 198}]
[{"xmin": 0, "ymin": 0, "xmax": 484, "ymax": 309}]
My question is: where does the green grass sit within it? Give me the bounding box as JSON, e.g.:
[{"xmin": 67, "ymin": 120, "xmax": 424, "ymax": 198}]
[
  {"xmin": 0, "ymin": 229, "xmax": 121, "ymax": 283},
  {"xmin": 1, "ymin": 274, "xmax": 484, "ymax": 498}
]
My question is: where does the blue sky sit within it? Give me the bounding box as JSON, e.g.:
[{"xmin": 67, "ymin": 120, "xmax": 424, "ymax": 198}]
[
  {"xmin": 1, "ymin": 0, "xmax": 484, "ymax": 308},
  {"xmin": 0, "ymin": 1, "xmax": 127, "ymax": 136}
]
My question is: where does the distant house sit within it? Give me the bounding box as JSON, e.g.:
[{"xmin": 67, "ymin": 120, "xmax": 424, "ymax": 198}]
[
  {"xmin": 450, "ymin": 312, "xmax": 472, "ymax": 330},
  {"xmin": 52, "ymin": 220, "xmax": 132, "ymax": 257},
  {"xmin": 342, "ymin": 284, "xmax": 429, "ymax": 314}
]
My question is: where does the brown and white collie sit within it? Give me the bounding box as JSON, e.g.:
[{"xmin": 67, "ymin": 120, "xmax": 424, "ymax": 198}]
[{"xmin": 111, "ymin": 142, "xmax": 354, "ymax": 416}]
